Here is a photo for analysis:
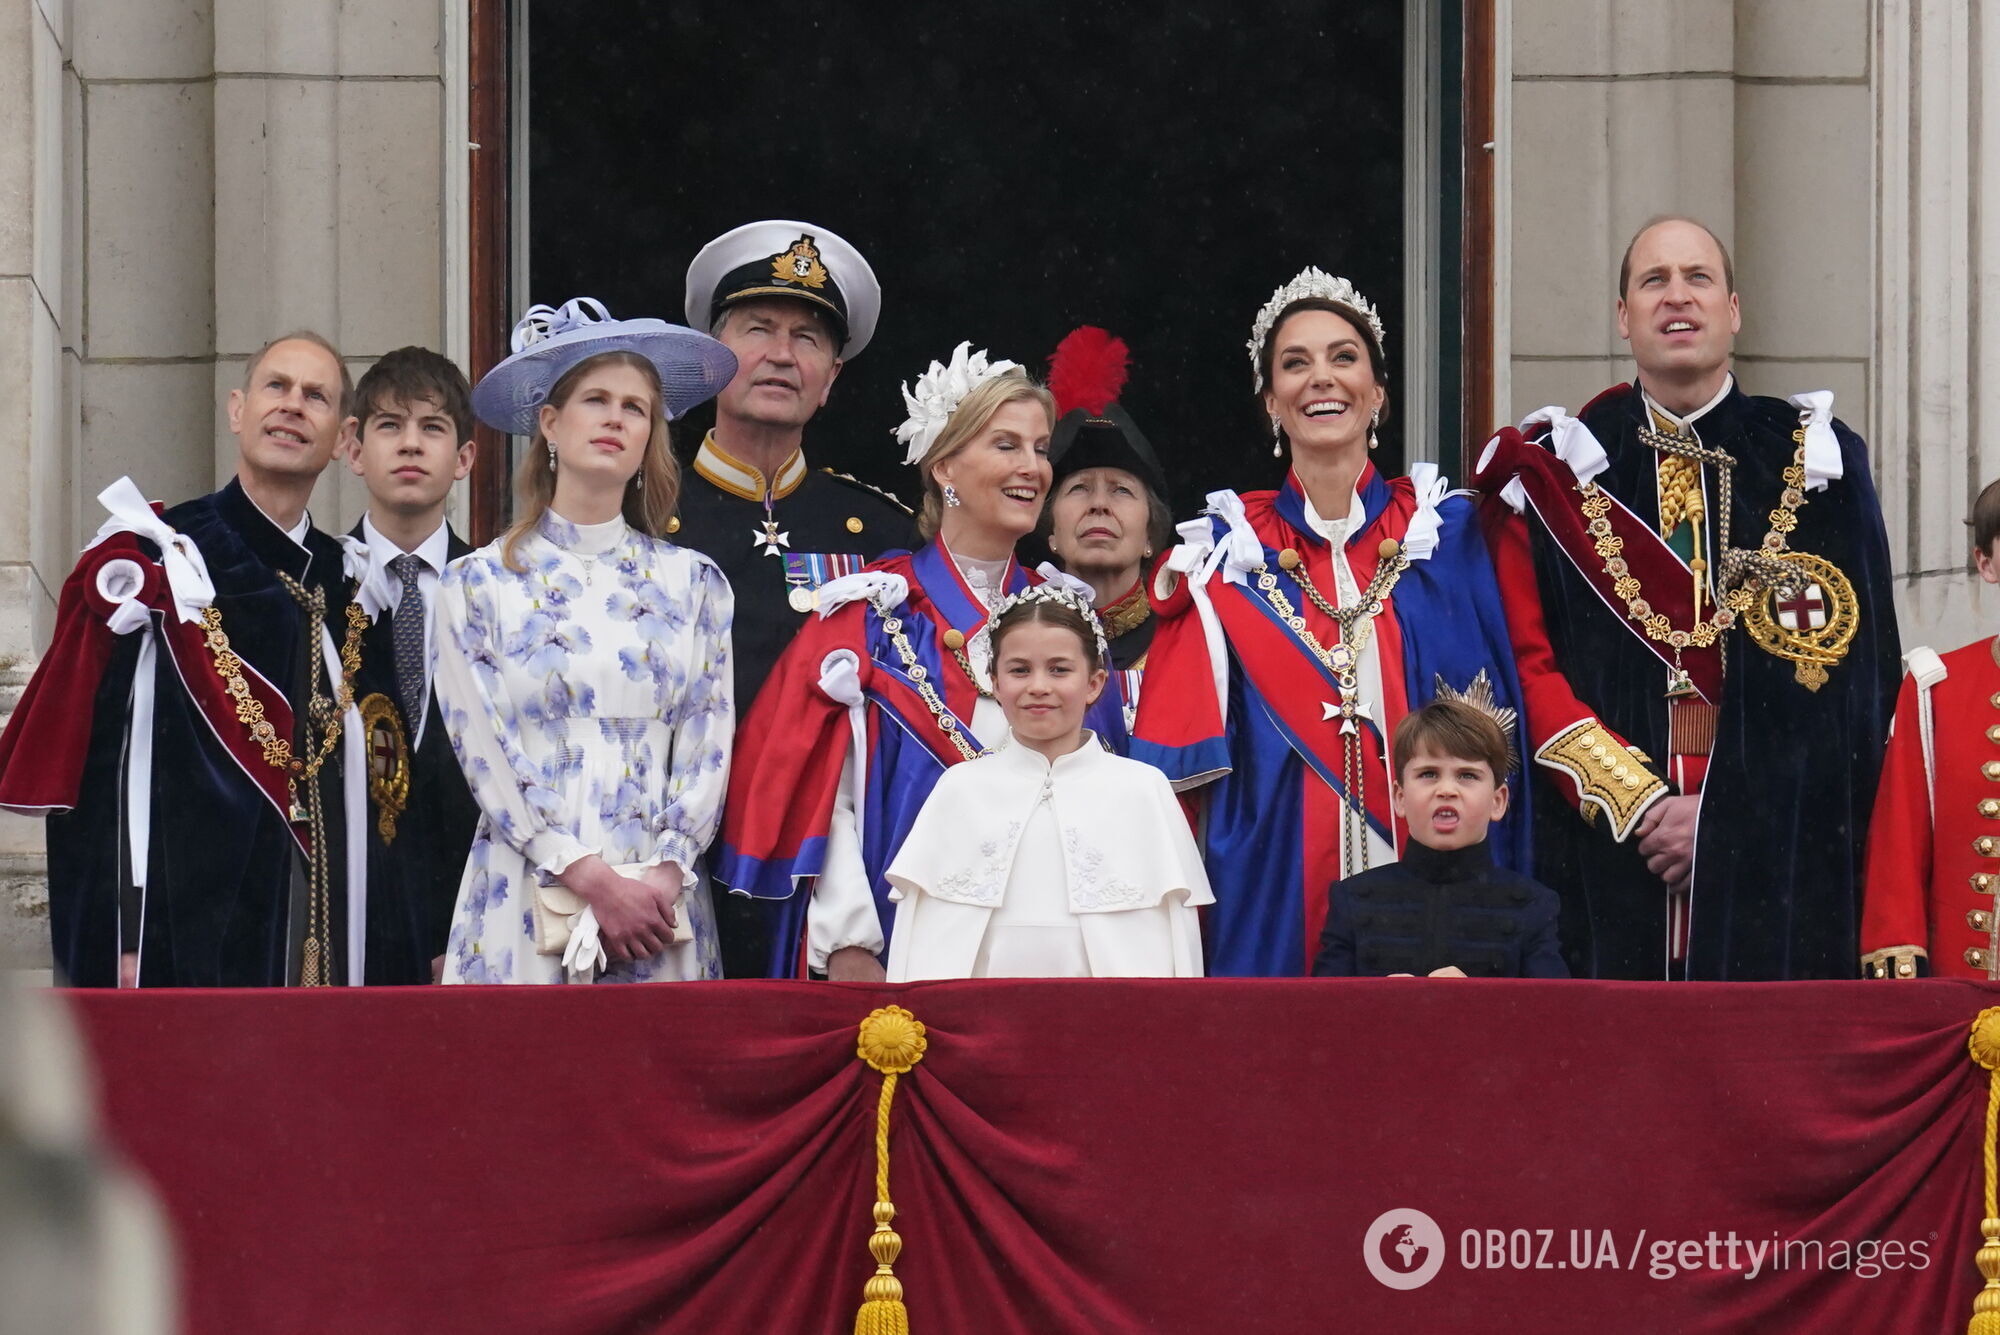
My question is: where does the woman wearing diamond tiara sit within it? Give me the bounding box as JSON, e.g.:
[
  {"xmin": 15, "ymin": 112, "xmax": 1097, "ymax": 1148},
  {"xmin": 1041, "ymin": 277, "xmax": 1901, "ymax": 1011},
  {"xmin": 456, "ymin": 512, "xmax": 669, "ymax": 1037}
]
[
  {"xmin": 716, "ymin": 343, "xmax": 1125, "ymax": 981},
  {"xmin": 1131, "ymin": 270, "xmax": 1537, "ymax": 977},
  {"xmin": 884, "ymin": 587, "xmax": 1211, "ymax": 980},
  {"xmin": 433, "ymin": 298, "xmax": 739, "ymax": 984}
]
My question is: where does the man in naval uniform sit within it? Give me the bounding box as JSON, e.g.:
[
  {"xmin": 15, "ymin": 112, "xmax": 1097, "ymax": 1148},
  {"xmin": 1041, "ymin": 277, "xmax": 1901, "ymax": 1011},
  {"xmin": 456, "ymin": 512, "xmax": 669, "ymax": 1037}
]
[
  {"xmin": 1473, "ymin": 215, "xmax": 1900, "ymax": 979},
  {"xmin": 679, "ymin": 219, "xmax": 917, "ymax": 977}
]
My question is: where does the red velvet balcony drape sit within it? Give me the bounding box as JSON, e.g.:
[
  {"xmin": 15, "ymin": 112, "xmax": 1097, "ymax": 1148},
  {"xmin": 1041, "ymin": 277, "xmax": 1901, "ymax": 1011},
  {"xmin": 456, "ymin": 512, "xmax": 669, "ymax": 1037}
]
[{"xmin": 67, "ymin": 979, "xmax": 1999, "ymax": 1333}]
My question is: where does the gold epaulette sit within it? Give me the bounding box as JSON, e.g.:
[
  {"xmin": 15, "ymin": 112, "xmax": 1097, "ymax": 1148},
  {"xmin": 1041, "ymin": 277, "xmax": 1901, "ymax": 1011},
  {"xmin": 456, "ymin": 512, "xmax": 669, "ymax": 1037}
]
[
  {"xmin": 1534, "ymin": 718, "xmax": 1668, "ymax": 842},
  {"xmin": 820, "ymin": 468, "xmax": 914, "ymax": 516},
  {"xmin": 1861, "ymin": 945, "xmax": 1927, "ymax": 979}
]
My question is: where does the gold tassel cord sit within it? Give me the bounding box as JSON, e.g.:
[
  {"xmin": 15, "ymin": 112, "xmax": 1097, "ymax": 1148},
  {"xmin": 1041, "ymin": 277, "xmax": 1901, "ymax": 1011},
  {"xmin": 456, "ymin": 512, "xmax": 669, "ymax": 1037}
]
[
  {"xmin": 1966, "ymin": 1008, "xmax": 2000, "ymax": 1334},
  {"xmin": 854, "ymin": 1006, "xmax": 927, "ymax": 1335}
]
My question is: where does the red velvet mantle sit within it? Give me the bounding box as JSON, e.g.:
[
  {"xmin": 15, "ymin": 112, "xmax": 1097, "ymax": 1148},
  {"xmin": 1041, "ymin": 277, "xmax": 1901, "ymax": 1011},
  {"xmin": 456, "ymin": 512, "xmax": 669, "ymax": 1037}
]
[{"xmin": 67, "ymin": 980, "xmax": 2000, "ymax": 1333}]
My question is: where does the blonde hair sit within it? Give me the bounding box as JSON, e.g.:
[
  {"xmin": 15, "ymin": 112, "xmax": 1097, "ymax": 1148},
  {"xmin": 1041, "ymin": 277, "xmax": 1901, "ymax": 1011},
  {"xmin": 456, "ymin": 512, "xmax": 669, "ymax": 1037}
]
[
  {"xmin": 501, "ymin": 351, "xmax": 681, "ymax": 570},
  {"xmin": 913, "ymin": 370, "xmax": 1057, "ymax": 540}
]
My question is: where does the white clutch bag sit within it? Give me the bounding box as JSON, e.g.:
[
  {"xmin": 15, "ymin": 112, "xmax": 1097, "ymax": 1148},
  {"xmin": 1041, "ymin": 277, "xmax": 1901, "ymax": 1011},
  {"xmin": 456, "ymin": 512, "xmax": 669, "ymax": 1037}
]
[{"xmin": 533, "ymin": 862, "xmax": 693, "ymax": 981}]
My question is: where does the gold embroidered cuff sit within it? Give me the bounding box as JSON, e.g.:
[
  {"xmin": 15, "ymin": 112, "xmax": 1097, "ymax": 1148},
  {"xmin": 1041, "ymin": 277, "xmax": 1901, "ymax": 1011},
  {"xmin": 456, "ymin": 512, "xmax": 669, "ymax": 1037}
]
[
  {"xmin": 1534, "ymin": 719, "xmax": 1669, "ymax": 843},
  {"xmin": 1861, "ymin": 945, "xmax": 1927, "ymax": 979}
]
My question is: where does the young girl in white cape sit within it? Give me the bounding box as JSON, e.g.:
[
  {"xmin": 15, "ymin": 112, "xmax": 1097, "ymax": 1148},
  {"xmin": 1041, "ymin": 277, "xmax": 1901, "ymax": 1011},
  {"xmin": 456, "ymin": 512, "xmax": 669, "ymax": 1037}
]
[{"xmin": 884, "ymin": 585, "xmax": 1212, "ymax": 980}]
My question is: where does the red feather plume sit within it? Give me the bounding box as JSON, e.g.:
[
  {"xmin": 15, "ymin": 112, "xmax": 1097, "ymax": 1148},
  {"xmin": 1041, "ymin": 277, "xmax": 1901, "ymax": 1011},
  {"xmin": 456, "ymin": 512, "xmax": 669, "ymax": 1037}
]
[{"xmin": 1047, "ymin": 326, "xmax": 1130, "ymax": 418}]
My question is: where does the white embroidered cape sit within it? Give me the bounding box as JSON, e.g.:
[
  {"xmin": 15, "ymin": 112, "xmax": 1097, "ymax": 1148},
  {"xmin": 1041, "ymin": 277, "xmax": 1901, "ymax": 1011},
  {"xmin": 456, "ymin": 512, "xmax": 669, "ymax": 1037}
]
[{"xmin": 884, "ymin": 733, "xmax": 1213, "ymax": 980}]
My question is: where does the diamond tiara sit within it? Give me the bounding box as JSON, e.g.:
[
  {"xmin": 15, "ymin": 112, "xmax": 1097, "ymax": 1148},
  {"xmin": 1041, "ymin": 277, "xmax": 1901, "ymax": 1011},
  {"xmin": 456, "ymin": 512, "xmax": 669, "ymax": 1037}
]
[
  {"xmin": 1246, "ymin": 267, "xmax": 1386, "ymax": 392},
  {"xmin": 985, "ymin": 583, "xmax": 1111, "ymax": 669}
]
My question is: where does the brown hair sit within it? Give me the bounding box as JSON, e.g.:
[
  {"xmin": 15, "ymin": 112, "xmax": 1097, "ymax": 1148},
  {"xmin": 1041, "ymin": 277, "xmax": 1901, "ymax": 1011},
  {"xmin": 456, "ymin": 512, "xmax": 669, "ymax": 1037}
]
[
  {"xmin": 244, "ymin": 329, "xmax": 354, "ymax": 419},
  {"xmin": 989, "ymin": 596, "xmax": 1104, "ymax": 674},
  {"xmin": 1618, "ymin": 214, "xmax": 1736, "ymax": 299},
  {"xmin": 500, "ymin": 351, "xmax": 680, "ymax": 570},
  {"xmin": 1254, "ymin": 298, "xmax": 1392, "ymax": 450},
  {"xmin": 1392, "ymin": 699, "xmax": 1511, "ymax": 783},
  {"xmin": 912, "ymin": 371, "xmax": 1058, "ymax": 540},
  {"xmin": 352, "ymin": 346, "xmax": 474, "ymax": 443},
  {"xmin": 1971, "ymin": 477, "xmax": 2000, "ymax": 555}
]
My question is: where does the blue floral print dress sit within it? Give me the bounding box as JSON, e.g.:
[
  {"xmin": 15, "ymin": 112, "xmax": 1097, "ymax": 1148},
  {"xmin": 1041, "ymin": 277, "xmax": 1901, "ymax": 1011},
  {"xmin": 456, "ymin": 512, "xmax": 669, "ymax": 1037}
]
[{"xmin": 433, "ymin": 510, "xmax": 733, "ymax": 983}]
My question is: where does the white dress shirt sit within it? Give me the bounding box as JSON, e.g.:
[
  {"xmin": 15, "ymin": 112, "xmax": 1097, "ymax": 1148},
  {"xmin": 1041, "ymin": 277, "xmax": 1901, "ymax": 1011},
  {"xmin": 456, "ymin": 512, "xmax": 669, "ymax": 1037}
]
[{"xmin": 359, "ymin": 514, "xmax": 452, "ymax": 743}]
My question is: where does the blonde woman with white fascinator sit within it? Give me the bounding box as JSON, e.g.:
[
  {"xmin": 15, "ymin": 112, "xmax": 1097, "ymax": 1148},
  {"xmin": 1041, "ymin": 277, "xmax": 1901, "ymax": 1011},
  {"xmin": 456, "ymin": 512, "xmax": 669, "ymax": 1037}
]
[
  {"xmin": 715, "ymin": 342, "xmax": 1127, "ymax": 981},
  {"xmin": 433, "ymin": 298, "xmax": 739, "ymax": 983}
]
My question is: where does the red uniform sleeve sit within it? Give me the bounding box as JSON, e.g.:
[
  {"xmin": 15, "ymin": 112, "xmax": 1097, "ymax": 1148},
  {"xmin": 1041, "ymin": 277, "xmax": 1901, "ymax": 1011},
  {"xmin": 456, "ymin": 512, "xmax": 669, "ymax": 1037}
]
[
  {"xmin": 1480, "ymin": 498, "xmax": 1668, "ymax": 842},
  {"xmin": 1859, "ymin": 669, "xmax": 1933, "ymax": 977}
]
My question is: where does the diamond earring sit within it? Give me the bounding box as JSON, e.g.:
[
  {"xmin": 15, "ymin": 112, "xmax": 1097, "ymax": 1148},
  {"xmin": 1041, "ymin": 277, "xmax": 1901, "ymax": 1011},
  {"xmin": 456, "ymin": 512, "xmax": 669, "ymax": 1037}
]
[
  {"xmin": 1369, "ymin": 407, "xmax": 1381, "ymax": 452},
  {"xmin": 547, "ymin": 441, "xmax": 557, "ymax": 472},
  {"xmin": 943, "ymin": 482, "xmax": 961, "ymax": 509},
  {"xmin": 1269, "ymin": 414, "xmax": 1283, "ymax": 459}
]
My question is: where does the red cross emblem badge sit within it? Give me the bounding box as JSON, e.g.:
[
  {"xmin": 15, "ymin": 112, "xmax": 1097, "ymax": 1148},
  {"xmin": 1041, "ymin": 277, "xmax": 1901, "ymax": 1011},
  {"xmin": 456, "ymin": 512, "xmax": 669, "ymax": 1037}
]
[{"xmin": 1774, "ymin": 582, "xmax": 1827, "ymax": 631}]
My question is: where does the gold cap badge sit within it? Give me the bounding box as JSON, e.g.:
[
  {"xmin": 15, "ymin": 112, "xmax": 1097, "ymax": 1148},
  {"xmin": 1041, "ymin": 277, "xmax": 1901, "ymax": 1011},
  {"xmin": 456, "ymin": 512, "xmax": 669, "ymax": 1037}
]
[{"xmin": 771, "ymin": 235, "xmax": 829, "ymax": 290}]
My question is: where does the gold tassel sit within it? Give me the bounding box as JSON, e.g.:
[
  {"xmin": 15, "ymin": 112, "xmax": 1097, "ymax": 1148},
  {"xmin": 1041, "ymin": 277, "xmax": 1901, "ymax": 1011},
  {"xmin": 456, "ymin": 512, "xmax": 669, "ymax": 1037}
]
[
  {"xmin": 854, "ymin": 1006, "xmax": 927, "ymax": 1335},
  {"xmin": 1966, "ymin": 1008, "xmax": 2000, "ymax": 1333}
]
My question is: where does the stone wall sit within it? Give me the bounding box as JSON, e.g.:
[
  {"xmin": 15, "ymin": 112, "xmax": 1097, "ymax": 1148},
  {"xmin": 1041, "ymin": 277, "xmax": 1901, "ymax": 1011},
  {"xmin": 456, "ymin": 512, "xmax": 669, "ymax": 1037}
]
[{"xmin": 0, "ymin": 0, "xmax": 457, "ymax": 972}]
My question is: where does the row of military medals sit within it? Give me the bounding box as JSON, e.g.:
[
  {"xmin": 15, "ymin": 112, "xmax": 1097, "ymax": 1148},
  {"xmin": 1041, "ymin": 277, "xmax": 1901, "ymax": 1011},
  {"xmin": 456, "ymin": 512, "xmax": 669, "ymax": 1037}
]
[{"xmin": 751, "ymin": 488, "xmax": 867, "ymax": 614}]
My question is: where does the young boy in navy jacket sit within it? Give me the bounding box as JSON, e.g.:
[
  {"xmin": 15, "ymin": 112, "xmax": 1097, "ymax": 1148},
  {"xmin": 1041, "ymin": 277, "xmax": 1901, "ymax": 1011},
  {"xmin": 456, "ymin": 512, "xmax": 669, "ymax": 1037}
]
[{"xmin": 1312, "ymin": 698, "xmax": 1568, "ymax": 978}]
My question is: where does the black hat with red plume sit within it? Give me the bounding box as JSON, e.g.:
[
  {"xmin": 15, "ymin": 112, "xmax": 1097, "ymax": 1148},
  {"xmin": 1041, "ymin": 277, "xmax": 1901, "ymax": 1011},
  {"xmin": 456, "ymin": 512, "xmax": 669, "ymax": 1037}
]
[{"xmin": 1046, "ymin": 326, "xmax": 1168, "ymax": 501}]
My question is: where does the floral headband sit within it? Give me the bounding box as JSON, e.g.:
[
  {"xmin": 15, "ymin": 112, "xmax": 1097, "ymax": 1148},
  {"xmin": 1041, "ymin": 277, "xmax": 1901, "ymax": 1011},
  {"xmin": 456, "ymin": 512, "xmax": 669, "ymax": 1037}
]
[{"xmin": 894, "ymin": 341, "xmax": 1022, "ymax": 465}]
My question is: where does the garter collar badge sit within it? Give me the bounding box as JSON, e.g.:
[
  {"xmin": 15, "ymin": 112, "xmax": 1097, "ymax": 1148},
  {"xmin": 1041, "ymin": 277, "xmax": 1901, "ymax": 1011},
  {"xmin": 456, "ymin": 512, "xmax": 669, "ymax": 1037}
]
[{"xmin": 359, "ymin": 692, "xmax": 410, "ymax": 842}]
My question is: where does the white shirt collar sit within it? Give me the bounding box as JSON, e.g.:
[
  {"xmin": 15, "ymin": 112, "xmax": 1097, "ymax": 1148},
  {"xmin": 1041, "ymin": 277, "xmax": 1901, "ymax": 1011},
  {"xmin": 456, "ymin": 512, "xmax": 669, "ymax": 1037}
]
[
  {"xmin": 354, "ymin": 515, "xmax": 450, "ymax": 622},
  {"xmin": 246, "ymin": 490, "xmax": 313, "ymax": 549},
  {"xmin": 1642, "ymin": 372, "xmax": 1734, "ymax": 434},
  {"xmin": 361, "ymin": 513, "xmax": 451, "ymax": 573}
]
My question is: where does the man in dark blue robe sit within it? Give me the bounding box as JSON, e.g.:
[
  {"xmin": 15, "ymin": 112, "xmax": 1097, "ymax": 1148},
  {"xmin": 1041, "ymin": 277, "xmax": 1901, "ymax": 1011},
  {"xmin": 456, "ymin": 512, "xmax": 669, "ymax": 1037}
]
[
  {"xmin": 0, "ymin": 333, "xmax": 367, "ymax": 986},
  {"xmin": 1475, "ymin": 217, "xmax": 1900, "ymax": 979}
]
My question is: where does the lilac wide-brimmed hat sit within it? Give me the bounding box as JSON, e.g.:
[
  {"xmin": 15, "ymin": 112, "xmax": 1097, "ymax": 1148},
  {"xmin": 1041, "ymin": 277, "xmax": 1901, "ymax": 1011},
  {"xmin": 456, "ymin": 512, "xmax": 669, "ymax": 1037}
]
[{"xmin": 470, "ymin": 297, "xmax": 739, "ymax": 435}]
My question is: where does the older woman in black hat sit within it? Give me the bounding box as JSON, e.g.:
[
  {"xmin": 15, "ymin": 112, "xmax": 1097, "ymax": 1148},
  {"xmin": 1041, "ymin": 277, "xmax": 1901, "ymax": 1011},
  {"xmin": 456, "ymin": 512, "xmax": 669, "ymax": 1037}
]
[
  {"xmin": 434, "ymin": 298, "xmax": 739, "ymax": 984},
  {"xmin": 1041, "ymin": 328, "xmax": 1177, "ymax": 723}
]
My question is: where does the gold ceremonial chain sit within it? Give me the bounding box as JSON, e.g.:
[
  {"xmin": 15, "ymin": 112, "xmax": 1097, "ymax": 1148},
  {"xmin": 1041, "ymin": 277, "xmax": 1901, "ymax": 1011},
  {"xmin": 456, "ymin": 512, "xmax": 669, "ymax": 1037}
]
[
  {"xmin": 1582, "ymin": 427, "xmax": 1811, "ymax": 694},
  {"xmin": 949, "ymin": 642, "xmax": 993, "ymax": 699},
  {"xmin": 277, "ymin": 572, "xmax": 365, "ymax": 988},
  {"xmin": 200, "ymin": 575, "xmax": 365, "ymax": 988},
  {"xmin": 874, "ymin": 602, "xmax": 980, "ymax": 761},
  {"xmin": 200, "ymin": 588, "xmax": 367, "ymax": 799},
  {"xmin": 1253, "ymin": 539, "xmax": 1410, "ymax": 878}
]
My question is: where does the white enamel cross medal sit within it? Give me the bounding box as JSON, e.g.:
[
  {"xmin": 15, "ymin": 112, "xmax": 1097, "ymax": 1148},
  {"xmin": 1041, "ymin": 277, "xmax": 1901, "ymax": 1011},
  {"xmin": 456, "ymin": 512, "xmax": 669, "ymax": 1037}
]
[{"xmin": 751, "ymin": 519, "xmax": 791, "ymax": 557}]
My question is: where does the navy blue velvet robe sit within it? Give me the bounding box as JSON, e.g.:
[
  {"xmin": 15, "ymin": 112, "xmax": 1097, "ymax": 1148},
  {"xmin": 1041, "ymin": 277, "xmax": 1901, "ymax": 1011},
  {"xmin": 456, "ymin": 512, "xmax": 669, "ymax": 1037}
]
[
  {"xmin": 1521, "ymin": 382, "xmax": 1900, "ymax": 979},
  {"xmin": 45, "ymin": 480, "xmax": 354, "ymax": 986}
]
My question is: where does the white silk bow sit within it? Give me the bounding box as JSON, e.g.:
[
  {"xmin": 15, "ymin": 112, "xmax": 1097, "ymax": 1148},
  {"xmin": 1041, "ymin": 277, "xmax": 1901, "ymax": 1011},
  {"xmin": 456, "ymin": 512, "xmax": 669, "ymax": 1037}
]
[
  {"xmin": 88, "ymin": 476, "xmax": 215, "ymax": 624},
  {"xmin": 1403, "ymin": 462, "xmax": 1448, "ymax": 562},
  {"xmin": 1788, "ymin": 391, "xmax": 1843, "ymax": 492}
]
